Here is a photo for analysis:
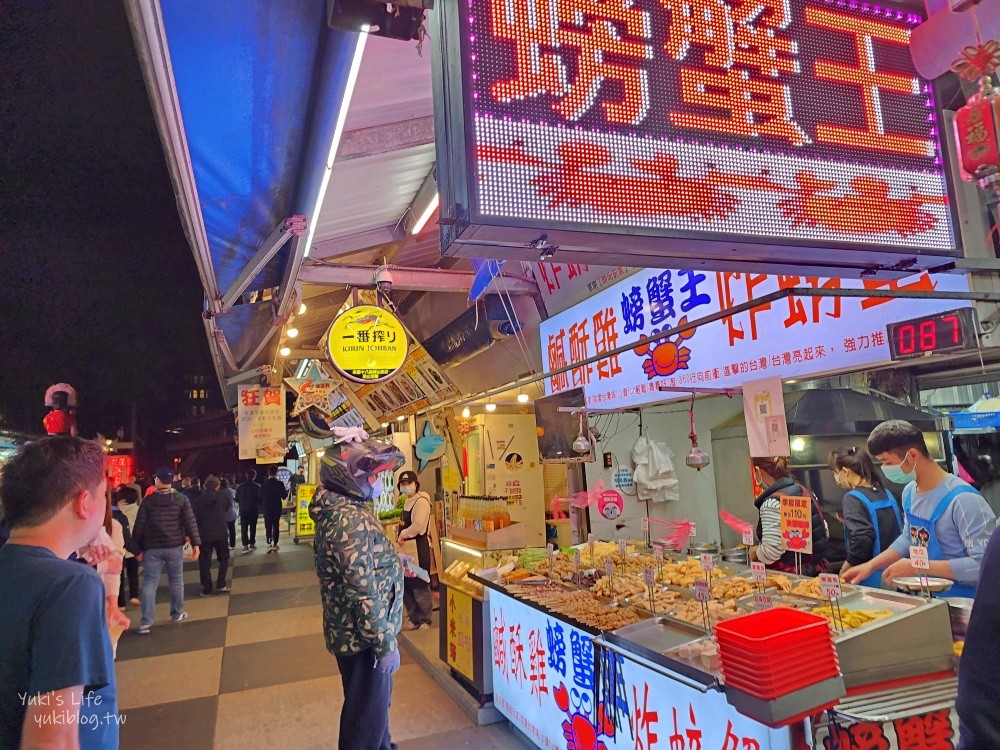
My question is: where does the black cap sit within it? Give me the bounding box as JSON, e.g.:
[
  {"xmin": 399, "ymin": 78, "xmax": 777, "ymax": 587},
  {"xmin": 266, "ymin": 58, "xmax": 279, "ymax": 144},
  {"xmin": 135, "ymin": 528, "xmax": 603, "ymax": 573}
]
[
  {"xmin": 397, "ymin": 470, "xmax": 418, "ymax": 487},
  {"xmin": 154, "ymin": 467, "xmax": 175, "ymax": 485}
]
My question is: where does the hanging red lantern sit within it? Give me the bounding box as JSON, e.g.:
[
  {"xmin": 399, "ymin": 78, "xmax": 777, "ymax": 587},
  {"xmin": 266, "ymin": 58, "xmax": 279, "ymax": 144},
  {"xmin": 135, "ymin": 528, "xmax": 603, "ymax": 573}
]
[
  {"xmin": 954, "ymin": 92, "xmax": 1000, "ymax": 181},
  {"xmin": 950, "ymin": 41, "xmax": 1000, "ymax": 184}
]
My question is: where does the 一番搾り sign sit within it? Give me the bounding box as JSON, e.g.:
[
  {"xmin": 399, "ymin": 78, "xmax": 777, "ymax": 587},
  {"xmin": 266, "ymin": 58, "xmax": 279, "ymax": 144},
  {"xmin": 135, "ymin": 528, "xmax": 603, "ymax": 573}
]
[
  {"xmin": 432, "ymin": 0, "xmax": 960, "ymax": 274},
  {"xmin": 325, "ymin": 305, "xmax": 408, "ymax": 384}
]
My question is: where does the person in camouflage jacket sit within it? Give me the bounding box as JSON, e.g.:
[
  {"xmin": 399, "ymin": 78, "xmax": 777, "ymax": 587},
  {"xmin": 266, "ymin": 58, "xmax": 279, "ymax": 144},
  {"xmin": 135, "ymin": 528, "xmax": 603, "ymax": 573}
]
[
  {"xmin": 311, "ymin": 488, "xmax": 403, "ymax": 659},
  {"xmin": 310, "ymin": 428, "xmax": 406, "ymax": 750}
]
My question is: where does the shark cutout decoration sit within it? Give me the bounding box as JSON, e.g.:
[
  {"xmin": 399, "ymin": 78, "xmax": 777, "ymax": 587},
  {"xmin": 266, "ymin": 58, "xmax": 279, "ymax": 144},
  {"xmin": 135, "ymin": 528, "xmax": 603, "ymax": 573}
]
[{"xmin": 414, "ymin": 420, "xmax": 446, "ymax": 471}]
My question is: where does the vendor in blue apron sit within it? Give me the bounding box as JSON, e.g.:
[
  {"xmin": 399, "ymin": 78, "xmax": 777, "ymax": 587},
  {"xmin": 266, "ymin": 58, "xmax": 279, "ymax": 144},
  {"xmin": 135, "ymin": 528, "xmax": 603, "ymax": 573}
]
[
  {"xmin": 843, "ymin": 420, "xmax": 996, "ymax": 597},
  {"xmin": 829, "ymin": 446, "xmax": 902, "ymax": 588}
]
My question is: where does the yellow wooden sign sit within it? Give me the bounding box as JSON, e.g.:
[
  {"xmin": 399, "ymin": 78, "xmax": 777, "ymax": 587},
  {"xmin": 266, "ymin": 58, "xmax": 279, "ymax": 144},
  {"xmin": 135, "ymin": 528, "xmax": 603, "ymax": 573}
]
[
  {"xmin": 446, "ymin": 587, "xmax": 476, "ymax": 681},
  {"xmin": 296, "ymin": 484, "xmax": 318, "ymax": 538},
  {"xmin": 325, "ymin": 305, "xmax": 408, "ymax": 384}
]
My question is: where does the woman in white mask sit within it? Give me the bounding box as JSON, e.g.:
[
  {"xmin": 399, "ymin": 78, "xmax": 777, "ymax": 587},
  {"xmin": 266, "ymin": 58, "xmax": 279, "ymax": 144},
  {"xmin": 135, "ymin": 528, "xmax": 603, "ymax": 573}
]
[{"xmin": 394, "ymin": 471, "xmax": 433, "ymax": 630}]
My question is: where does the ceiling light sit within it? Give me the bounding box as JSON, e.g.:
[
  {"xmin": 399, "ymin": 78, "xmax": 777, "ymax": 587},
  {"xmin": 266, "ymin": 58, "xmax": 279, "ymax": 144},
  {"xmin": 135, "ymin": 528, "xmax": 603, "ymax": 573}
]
[
  {"xmin": 397, "ymin": 415, "xmax": 407, "ymax": 421},
  {"xmin": 316, "ymin": 449, "xmax": 325, "ymax": 458},
  {"xmin": 287, "ymin": 328, "xmax": 299, "ymax": 338},
  {"xmin": 381, "ymin": 422, "xmax": 389, "ymax": 428},
  {"xmin": 791, "ymin": 437, "xmax": 807, "ymax": 453},
  {"xmin": 279, "ymin": 347, "xmax": 291, "ymax": 357},
  {"xmin": 517, "ymin": 393, "xmax": 530, "ymax": 404},
  {"xmin": 298, "ymin": 303, "xmax": 307, "ymax": 315},
  {"xmin": 411, "ymin": 192, "xmax": 439, "ymax": 235},
  {"xmin": 485, "ymin": 403, "xmax": 497, "ymax": 412},
  {"xmin": 461, "ymin": 407, "xmax": 471, "ymax": 418},
  {"xmin": 302, "ymin": 30, "xmax": 368, "ymax": 258}
]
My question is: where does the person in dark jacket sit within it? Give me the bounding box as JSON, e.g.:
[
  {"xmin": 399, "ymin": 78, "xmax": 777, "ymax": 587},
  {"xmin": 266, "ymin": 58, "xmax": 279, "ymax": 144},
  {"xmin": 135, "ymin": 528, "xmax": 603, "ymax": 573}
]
[
  {"xmin": 221, "ymin": 477, "xmax": 238, "ymax": 550},
  {"xmin": 132, "ymin": 467, "xmax": 201, "ymax": 634},
  {"xmin": 261, "ymin": 465, "xmax": 289, "ymax": 553},
  {"xmin": 829, "ymin": 447, "xmax": 902, "ymax": 587},
  {"xmin": 183, "ymin": 476, "xmax": 202, "ymax": 504},
  {"xmin": 751, "ymin": 456, "xmax": 829, "ymax": 576},
  {"xmin": 956, "ymin": 525, "xmax": 1000, "ymax": 749},
  {"xmin": 236, "ymin": 470, "xmax": 262, "ymax": 553},
  {"xmin": 191, "ymin": 475, "xmax": 230, "ymax": 596}
]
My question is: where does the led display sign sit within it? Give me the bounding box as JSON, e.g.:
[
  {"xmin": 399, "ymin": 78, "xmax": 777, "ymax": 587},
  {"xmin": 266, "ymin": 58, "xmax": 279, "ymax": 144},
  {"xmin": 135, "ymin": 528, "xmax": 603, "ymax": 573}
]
[
  {"xmin": 431, "ymin": 0, "xmax": 960, "ymax": 275},
  {"xmin": 886, "ymin": 307, "xmax": 978, "ymax": 361}
]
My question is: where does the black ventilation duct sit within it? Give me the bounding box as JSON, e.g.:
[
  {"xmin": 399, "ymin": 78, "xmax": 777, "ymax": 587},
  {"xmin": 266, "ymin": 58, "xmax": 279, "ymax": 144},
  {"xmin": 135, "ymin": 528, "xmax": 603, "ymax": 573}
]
[{"xmin": 422, "ymin": 296, "xmax": 523, "ymax": 369}]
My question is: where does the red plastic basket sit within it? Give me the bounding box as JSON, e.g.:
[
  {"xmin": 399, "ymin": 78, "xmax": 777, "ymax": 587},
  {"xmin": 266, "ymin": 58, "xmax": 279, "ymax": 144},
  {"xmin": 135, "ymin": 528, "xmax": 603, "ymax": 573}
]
[
  {"xmin": 714, "ymin": 609, "xmax": 838, "ymax": 699},
  {"xmin": 722, "ymin": 658, "xmax": 840, "ymax": 700},
  {"xmin": 715, "ymin": 608, "xmax": 832, "ymax": 654},
  {"xmin": 720, "ymin": 642, "xmax": 838, "ymax": 678}
]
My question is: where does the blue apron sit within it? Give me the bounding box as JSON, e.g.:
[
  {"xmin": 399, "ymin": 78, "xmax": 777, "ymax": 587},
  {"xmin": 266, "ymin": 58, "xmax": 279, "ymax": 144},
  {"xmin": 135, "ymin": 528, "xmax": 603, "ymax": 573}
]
[
  {"xmin": 903, "ymin": 485, "xmax": 979, "ymax": 598},
  {"xmin": 844, "ymin": 489, "xmax": 902, "ymax": 588}
]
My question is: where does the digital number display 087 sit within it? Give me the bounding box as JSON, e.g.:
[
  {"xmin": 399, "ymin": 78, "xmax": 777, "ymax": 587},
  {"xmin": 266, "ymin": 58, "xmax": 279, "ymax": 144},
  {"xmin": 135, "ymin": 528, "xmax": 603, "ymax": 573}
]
[{"xmin": 886, "ymin": 308, "xmax": 977, "ymax": 361}]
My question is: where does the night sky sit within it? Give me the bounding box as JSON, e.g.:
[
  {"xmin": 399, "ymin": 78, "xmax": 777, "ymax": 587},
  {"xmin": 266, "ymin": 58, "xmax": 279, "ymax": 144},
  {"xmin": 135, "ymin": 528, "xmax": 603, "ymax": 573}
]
[{"xmin": 0, "ymin": 2, "xmax": 213, "ymax": 446}]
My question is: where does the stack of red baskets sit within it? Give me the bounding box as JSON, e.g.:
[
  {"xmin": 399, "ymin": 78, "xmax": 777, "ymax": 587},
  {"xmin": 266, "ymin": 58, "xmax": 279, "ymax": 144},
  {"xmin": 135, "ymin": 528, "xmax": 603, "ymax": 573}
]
[{"xmin": 714, "ymin": 609, "xmax": 839, "ymax": 700}]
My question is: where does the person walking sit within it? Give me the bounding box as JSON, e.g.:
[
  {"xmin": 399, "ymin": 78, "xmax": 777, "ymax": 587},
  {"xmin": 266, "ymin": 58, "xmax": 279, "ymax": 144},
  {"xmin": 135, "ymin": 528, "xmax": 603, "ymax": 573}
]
[
  {"xmin": 290, "ymin": 465, "xmax": 306, "ymax": 496},
  {"xmin": 117, "ymin": 485, "xmax": 142, "ymax": 605},
  {"xmin": 183, "ymin": 476, "xmax": 202, "ymax": 504},
  {"xmin": 311, "ymin": 428, "xmax": 406, "ymax": 750},
  {"xmin": 221, "ymin": 477, "xmax": 238, "ymax": 551},
  {"xmin": 261, "ymin": 465, "xmax": 289, "ymax": 553},
  {"xmin": 191, "ymin": 475, "xmax": 231, "ymax": 596},
  {"xmin": 394, "ymin": 470, "xmax": 434, "ymax": 630},
  {"xmin": 237, "ymin": 470, "xmax": 262, "ymax": 553},
  {"xmin": 0, "ymin": 436, "xmax": 121, "ymax": 749},
  {"xmin": 111, "ymin": 490, "xmax": 140, "ymax": 608},
  {"xmin": 132, "ymin": 467, "xmax": 201, "ymax": 635}
]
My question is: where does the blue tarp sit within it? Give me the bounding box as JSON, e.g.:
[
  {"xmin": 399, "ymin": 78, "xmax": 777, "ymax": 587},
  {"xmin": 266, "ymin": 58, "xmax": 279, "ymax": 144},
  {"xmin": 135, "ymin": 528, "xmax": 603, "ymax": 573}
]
[{"xmin": 159, "ymin": 0, "xmax": 358, "ymax": 344}]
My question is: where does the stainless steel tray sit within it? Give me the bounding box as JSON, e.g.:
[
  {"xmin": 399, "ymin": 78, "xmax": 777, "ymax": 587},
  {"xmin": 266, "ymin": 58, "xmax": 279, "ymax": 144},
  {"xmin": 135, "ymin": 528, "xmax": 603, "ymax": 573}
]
[
  {"xmin": 604, "ymin": 617, "xmax": 721, "ymax": 689},
  {"xmin": 830, "ymin": 592, "xmax": 954, "ymax": 688},
  {"xmin": 725, "ymin": 675, "xmax": 846, "ymax": 727}
]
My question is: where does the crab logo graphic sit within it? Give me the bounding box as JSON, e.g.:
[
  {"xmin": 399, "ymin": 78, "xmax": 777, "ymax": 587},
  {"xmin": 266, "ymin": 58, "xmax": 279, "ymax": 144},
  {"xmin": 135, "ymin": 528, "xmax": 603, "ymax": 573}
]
[
  {"xmin": 633, "ymin": 317, "xmax": 697, "ymax": 380},
  {"xmin": 553, "ymin": 683, "xmax": 615, "ymax": 750},
  {"xmin": 782, "ymin": 528, "xmax": 810, "ymax": 551}
]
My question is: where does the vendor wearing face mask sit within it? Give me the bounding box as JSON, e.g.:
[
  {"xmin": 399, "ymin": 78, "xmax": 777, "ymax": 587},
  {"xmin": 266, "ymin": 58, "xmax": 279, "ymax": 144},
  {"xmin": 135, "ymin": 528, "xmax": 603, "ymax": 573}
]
[
  {"xmin": 394, "ymin": 471, "xmax": 433, "ymax": 630},
  {"xmin": 829, "ymin": 446, "xmax": 902, "ymax": 587},
  {"xmin": 844, "ymin": 420, "xmax": 996, "ymax": 597}
]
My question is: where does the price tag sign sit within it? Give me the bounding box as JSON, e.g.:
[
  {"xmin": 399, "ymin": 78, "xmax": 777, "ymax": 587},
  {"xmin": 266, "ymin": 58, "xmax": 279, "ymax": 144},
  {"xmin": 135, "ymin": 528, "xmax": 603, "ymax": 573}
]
[
  {"xmin": 653, "ymin": 547, "xmax": 664, "ymax": 564},
  {"xmin": 694, "ymin": 579, "xmax": 710, "ymax": 603},
  {"xmin": 750, "ymin": 562, "xmax": 766, "ymax": 584},
  {"xmin": 910, "ymin": 546, "xmax": 930, "ymax": 571},
  {"xmin": 605, "ymin": 558, "xmax": 614, "ymax": 577},
  {"xmin": 700, "ymin": 553, "xmax": 715, "ymax": 573},
  {"xmin": 819, "ymin": 573, "xmax": 842, "ymax": 599},
  {"xmin": 618, "ymin": 539, "xmax": 628, "ymax": 557},
  {"xmin": 643, "ymin": 567, "xmax": 656, "ymax": 588},
  {"xmin": 588, "ymin": 533, "xmax": 595, "ymax": 544},
  {"xmin": 754, "ymin": 592, "xmax": 774, "ymax": 611},
  {"xmin": 588, "ymin": 534, "xmax": 595, "ymax": 563},
  {"xmin": 573, "ymin": 549, "xmax": 581, "ymax": 569},
  {"xmin": 640, "ymin": 517, "xmax": 649, "ymax": 532},
  {"xmin": 742, "ymin": 530, "xmax": 754, "ymax": 546},
  {"xmin": 690, "ymin": 523, "xmax": 697, "ymax": 537}
]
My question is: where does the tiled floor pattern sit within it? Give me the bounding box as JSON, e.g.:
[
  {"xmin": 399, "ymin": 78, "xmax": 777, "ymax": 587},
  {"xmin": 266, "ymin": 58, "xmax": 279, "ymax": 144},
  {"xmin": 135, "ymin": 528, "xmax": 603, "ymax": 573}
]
[{"xmin": 116, "ymin": 521, "xmax": 533, "ymax": 749}]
